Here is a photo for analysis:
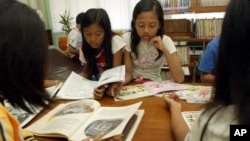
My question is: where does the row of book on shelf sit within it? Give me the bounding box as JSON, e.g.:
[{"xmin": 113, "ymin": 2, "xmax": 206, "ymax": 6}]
[
  {"xmin": 190, "ymin": 0, "xmax": 230, "ymax": 7},
  {"xmin": 4, "ymin": 65, "xmax": 210, "ymax": 140},
  {"xmin": 158, "ymin": 0, "xmax": 230, "ymax": 14},
  {"xmin": 164, "ymin": 18, "xmax": 222, "ymax": 40},
  {"xmin": 195, "ymin": 18, "xmax": 223, "ymax": 39}
]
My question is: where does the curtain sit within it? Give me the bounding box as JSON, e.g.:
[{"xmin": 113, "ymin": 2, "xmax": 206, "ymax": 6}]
[{"xmin": 49, "ymin": 0, "xmax": 140, "ymax": 32}]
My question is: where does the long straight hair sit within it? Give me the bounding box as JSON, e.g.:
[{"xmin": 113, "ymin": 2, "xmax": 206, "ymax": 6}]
[
  {"xmin": 131, "ymin": 0, "xmax": 164, "ymax": 60},
  {"xmin": 81, "ymin": 8, "xmax": 113, "ymax": 80},
  {"xmin": 0, "ymin": 0, "xmax": 51, "ymax": 113},
  {"xmin": 199, "ymin": 0, "xmax": 250, "ymax": 139}
]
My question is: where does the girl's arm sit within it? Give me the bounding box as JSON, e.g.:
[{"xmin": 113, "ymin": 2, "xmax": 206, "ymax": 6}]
[
  {"xmin": 112, "ymin": 48, "xmax": 123, "ymax": 67},
  {"xmin": 106, "ymin": 48, "xmax": 124, "ymax": 97},
  {"xmin": 82, "ymin": 64, "xmax": 91, "ymax": 79},
  {"xmin": 44, "ymin": 80, "xmax": 61, "ymax": 88},
  {"xmin": 163, "ymin": 51, "xmax": 184, "ymax": 83},
  {"xmin": 123, "ymin": 50, "xmax": 133, "ymax": 85},
  {"xmin": 163, "ymin": 94, "xmax": 189, "ymax": 141}
]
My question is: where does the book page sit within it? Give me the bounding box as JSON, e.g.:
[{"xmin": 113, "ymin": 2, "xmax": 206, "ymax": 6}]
[
  {"xmin": 25, "ymin": 100, "xmax": 100, "ymax": 138},
  {"xmin": 46, "ymin": 83, "xmax": 63, "ymax": 98},
  {"xmin": 4, "ymin": 85, "xmax": 62, "ymax": 127},
  {"xmin": 5, "ymin": 102, "xmax": 43, "ymax": 127},
  {"xmin": 96, "ymin": 65, "xmax": 125, "ymax": 88},
  {"xmin": 69, "ymin": 101, "xmax": 142, "ymax": 141},
  {"xmin": 124, "ymin": 110, "xmax": 144, "ymax": 141},
  {"xmin": 56, "ymin": 72, "xmax": 96, "ymax": 99}
]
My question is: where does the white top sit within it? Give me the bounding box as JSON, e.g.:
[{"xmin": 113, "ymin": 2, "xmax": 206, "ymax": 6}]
[
  {"xmin": 122, "ymin": 32, "xmax": 177, "ymax": 81},
  {"xmin": 185, "ymin": 105, "xmax": 238, "ymax": 141},
  {"xmin": 67, "ymin": 27, "xmax": 82, "ymax": 58},
  {"xmin": 79, "ymin": 35, "xmax": 125, "ymax": 64}
]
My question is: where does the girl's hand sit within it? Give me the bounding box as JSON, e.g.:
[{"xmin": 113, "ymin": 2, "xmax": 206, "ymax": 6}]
[
  {"xmin": 94, "ymin": 85, "xmax": 109, "ymax": 100},
  {"xmin": 82, "ymin": 132, "xmax": 104, "ymax": 141},
  {"xmin": 106, "ymin": 83, "xmax": 122, "ymax": 97},
  {"xmin": 163, "ymin": 93, "xmax": 182, "ymax": 111},
  {"xmin": 149, "ymin": 36, "xmax": 166, "ymax": 52},
  {"xmin": 82, "ymin": 133, "xmax": 123, "ymax": 141},
  {"xmin": 104, "ymin": 134, "xmax": 123, "ymax": 141}
]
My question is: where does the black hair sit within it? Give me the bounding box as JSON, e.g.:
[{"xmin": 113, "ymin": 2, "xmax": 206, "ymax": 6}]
[
  {"xmin": 76, "ymin": 12, "xmax": 84, "ymax": 24},
  {"xmin": 0, "ymin": 0, "xmax": 51, "ymax": 113},
  {"xmin": 81, "ymin": 8, "xmax": 113, "ymax": 80},
  {"xmin": 131, "ymin": 0, "xmax": 164, "ymax": 60},
  {"xmin": 199, "ymin": 0, "xmax": 250, "ymax": 139}
]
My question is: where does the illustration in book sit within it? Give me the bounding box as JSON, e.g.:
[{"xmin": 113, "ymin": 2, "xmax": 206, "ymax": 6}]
[
  {"xmin": 115, "ymin": 84, "xmax": 153, "ymax": 101},
  {"xmin": 182, "ymin": 111, "xmax": 201, "ymax": 129},
  {"xmin": 4, "ymin": 84, "xmax": 62, "ymax": 127},
  {"xmin": 175, "ymin": 85, "xmax": 213, "ymax": 103},
  {"xmin": 142, "ymin": 80, "xmax": 188, "ymax": 95}
]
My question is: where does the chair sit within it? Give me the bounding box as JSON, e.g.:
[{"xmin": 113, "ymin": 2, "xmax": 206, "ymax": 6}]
[{"xmin": 46, "ymin": 46, "xmax": 83, "ymax": 80}]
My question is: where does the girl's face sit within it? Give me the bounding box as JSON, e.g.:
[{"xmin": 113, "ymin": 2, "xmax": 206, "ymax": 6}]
[
  {"xmin": 135, "ymin": 11, "xmax": 160, "ymax": 42},
  {"xmin": 83, "ymin": 23, "xmax": 105, "ymax": 50}
]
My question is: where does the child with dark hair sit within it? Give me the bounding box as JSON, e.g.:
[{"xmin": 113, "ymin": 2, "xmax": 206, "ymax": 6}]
[
  {"xmin": 0, "ymin": 0, "xmax": 120, "ymax": 140},
  {"xmin": 163, "ymin": 0, "xmax": 250, "ymax": 141},
  {"xmin": 122, "ymin": 0, "xmax": 184, "ymax": 85},
  {"xmin": 67, "ymin": 12, "xmax": 85, "ymax": 63},
  {"xmin": 0, "ymin": 0, "xmax": 52, "ymax": 140},
  {"xmin": 79, "ymin": 8, "xmax": 126, "ymax": 99}
]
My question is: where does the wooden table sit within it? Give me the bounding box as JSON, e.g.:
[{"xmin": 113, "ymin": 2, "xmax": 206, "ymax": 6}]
[{"xmin": 27, "ymin": 94, "xmax": 204, "ymax": 141}]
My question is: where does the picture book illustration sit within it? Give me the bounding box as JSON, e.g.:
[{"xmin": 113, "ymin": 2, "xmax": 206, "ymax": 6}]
[
  {"xmin": 3, "ymin": 85, "xmax": 61, "ymax": 127},
  {"xmin": 143, "ymin": 80, "xmax": 188, "ymax": 94},
  {"xmin": 115, "ymin": 84, "xmax": 153, "ymax": 101},
  {"xmin": 175, "ymin": 85, "xmax": 213, "ymax": 103},
  {"xmin": 48, "ymin": 100, "xmax": 96, "ymax": 121},
  {"xmin": 85, "ymin": 119, "xmax": 123, "ymax": 138}
]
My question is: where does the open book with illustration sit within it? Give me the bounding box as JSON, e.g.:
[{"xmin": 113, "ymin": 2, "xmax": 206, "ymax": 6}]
[
  {"xmin": 142, "ymin": 80, "xmax": 188, "ymax": 94},
  {"xmin": 56, "ymin": 65, "xmax": 125, "ymax": 100},
  {"xmin": 4, "ymin": 83, "xmax": 62, "ymax": 127},
  {"xmin": 175, "ymin": 85, "xmax": 213, "ymax": 104},
  {"xmin": 25, "ymin": 99, "xmax": 144, "ymax": 141},
  {"xmin": 182, "ymin": 111, "xmax": 201, "ymax": 129},
  {"xmin": 116, "ymin": 80, "xmax": 188, "ymax": 101},
  {"xmin": 115, "ymin": 84, "xmax": 154, "ymax": 101}
]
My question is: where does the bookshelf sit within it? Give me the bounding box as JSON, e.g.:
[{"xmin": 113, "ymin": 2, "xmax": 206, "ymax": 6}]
[
  {"xmin": 160, "ymin": 0, "xmax": 228, "ymax": 82},
  {"xmin": 189, "ymin": 6, "xmax": 227, "ymax": 13}
]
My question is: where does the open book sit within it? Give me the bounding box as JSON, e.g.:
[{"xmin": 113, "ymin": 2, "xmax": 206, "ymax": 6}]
[
  {"xmin": 115, "ymin": 80, "xmax": 188, "ymax": 101},
  {"xmin": 175, "ymin": 85, "xmax": 213, "ymax": 103},
  {"xmin": 56, "ymin": 65, "xmax": 125, "ymax": 100},
  {"xmin": 182, "ymin": 111, "xmax": 201, "ymax": 129},
  {"xmin": 25, "ymin": 99, "xmax": 144, "ymax": 141},
  {"xmin": 4, "ymin": 83, "xmax": 62, "ymax": 127},
  {"xmin": 142, "ymin": 80, "xmax": 188, "ymax": 95}
]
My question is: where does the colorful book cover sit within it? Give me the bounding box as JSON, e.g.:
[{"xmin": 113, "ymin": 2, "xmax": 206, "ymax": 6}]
[
  {"xmin": 175, "ymin": 85, "xmax": 213, "ymax": 104},
  {"xmin": 142, "ymin": 80, "xmax": 188, "ymax": 95}
]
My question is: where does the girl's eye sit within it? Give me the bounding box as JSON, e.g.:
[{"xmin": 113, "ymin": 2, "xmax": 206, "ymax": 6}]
[
  {"xmin": 94, "ymin": 31, "xmax": 103, "ymax": 36},
  {"xmin": 150, "ymin": 25, "xmax": 156, "ymax": 28},
  {"xmin": 137, "ymin": 24, "xmax": 144, "ymax": 28}
]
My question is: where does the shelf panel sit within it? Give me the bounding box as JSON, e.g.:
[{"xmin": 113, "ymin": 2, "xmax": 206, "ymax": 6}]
[
  {"xmin": 171, "ymin": 37, "xmax": 212, "ymax": 42},
  {"xmin": 188, "ymin": 6, "xmax": 227, "ymax": 13}
]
